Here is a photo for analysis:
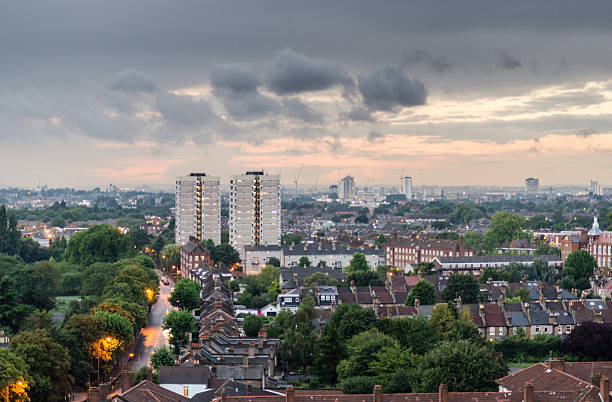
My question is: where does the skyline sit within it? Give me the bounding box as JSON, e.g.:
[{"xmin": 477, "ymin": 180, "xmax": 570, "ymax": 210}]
[{"xmin": 3, "ymin": 1, "xmax": 612, "ymax": 187}]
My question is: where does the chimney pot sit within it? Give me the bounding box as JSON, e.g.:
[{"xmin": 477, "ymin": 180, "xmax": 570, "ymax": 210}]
[{"xmin": 221, "ymin": 388, "xmax": 227, "ymax": 402}]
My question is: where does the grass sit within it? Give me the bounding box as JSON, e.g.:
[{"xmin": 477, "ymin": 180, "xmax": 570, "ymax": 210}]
[
  {"xmin": 507, "ymin": 362, "xmax": 534, "ymax": 369},
  {"xmin": 52, "ymin": 295, "xmax": 83, "ymax": 314}
]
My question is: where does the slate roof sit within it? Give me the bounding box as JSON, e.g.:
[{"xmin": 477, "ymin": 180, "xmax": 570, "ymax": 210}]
[
  {"xmin": 506, "ymin": 312, "xmax": 529, "ymax": 327},
  {"xmin": 529, "ymin": 311, "xmax": 550, "ymax": 325},
  {"xmin": 118, "ymin": 380, "xmax": 189, "ymax": 402},
  {"xmin": 436, "ymin": 255, "xmax": 562, "ymax": 264},
  {"xmin": 282, "ymin": 243, "xmax": 383, "ymax": 256},
  {"xmin": 159, "ymin": 366, "xmax": 210, "ymax": 385}
]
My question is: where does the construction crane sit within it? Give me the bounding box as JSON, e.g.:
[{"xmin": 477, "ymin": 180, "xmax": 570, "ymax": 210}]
[{"xmin": 294, "ymin": 164, "xmax": 304, "ymax": 194}]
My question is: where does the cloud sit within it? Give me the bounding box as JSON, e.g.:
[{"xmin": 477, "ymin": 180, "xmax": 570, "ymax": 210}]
[
  {"xmin": 339, "ymin": 106, "xmax": 375, "ymax": 122},
  {"xmin": 154, "ymin": 92, "xmax": 216, "ymax": 130},
  {"xmin": 367, "ymin": 131, "xmax": 384, "ymax": 143},
  {"xmin": 282, "ymin": 97, "xmax": 324, "ymax": 124},
  {"xmin": 357, "ymin": 67, "xmax": 427, "ymax": 111},
  {"xmin": 496, "ymin": 50, "xmax": 522, "ymax": 70},
  {"xmin": 210, "ymin": 64, "xmax": 260, "ymax": 94},
  {"xmin": 221, "ymin": 92, "xmax": 280, "ymax": 121},
  {"xmin": 107, "ymin": 68, "xmax": 157, "ymax": 94},
  {"xmin": 266, "ymin": 48, "xmax": 355, "ymax": 96},
  {"xmin": 403, "ymin": 49, "xmax": 456, "ymax": 73}
]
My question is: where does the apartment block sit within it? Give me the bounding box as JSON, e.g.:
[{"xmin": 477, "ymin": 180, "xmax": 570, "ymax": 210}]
[{"xmin": 175, "ymin": 173, "xmax": 221, "ymax": 245}]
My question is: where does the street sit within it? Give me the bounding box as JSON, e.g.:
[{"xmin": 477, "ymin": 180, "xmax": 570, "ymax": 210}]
[{"xmin": 132, "ymin": 273, "xmax": 174, "ymax": 371}]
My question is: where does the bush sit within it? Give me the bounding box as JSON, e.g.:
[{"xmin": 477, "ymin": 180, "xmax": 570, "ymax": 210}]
[
  {"xmin": 341, "ymin": 376, "xmax": 377, "ymax": 394},
  {"xmin": 494, "ymin": 334, "xmax": 562, "ymax": 362}
]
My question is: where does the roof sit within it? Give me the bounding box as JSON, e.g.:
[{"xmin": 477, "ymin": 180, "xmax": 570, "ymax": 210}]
[
  {"xmin": 483, "ymin": 304, "xmax": 507, "ymax": 327},
  {"xmin": 529, "ymin": 311, "xmax": 550, "ymax": 325},
  {"xmin": 436, "ymin": 255, "xmax": 562, "ymax": 264},
  {"xmin": 496, "ymin": 363, "xmax": 598, "ymax": 399},
  {"xmin": 159, "ymin": 366, "xmax": 210, "ymax": 385},
  {"xmin": 282, "ymin": 243, "xmax": 383, "ymax": 256},
  {"xmin": 563, "ymin": 361, "xmax": 612, "ymax": 384},
  {"xmin": 215, "ymin": 365, "xmax": 264, "ymax": 381},
  {"xmin": 506, "ymin": 311, "xmax": 529, "ymax": 327},
  {"xmin": 118, "ymin": 380, "xmax": 189, "ymax": 402}
]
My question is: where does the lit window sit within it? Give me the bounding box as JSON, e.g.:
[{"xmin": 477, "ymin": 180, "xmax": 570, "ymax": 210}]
[{"xmin": 184, "ymin": 386, "xmax": 189, "ymax": 396}]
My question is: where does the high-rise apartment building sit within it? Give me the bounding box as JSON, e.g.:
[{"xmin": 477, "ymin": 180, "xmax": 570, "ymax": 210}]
[
  {"xmin": 525, "ymin": 177, "xmax": 539, "ymax": 194},
  {"xmin": 339, "ymin": 175, "xmax": 355, "ymax": 203},
  {"xmin": 175, "ymin": 173, "xmax": 221, "ymax": 245},
  {"xmin": 401, "ymin": 176, "xmax": 412, "ymax": 200},
  {"xmin": 229, "ymin": 171, "xmax": 281, "ymax": 261}
]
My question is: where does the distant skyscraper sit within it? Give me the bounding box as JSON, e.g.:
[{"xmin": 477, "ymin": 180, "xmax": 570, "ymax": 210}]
[
  {"xmin": 229, "ymin": 171, "xmax": 281, "ymax": 259},
  {"xmin": 588, "ymin": 180, "xmax": 602, "ymax": 196},
  {"xmin": 525, "ymin": 178, "xmax": 539, "ymax": 194},
  {"xmin": 339, "ymin": 175, "xmax": 355, "ymax": 203},
  {"xmin": 175, "ymin": 173, "xmax": 221, "ymax": 245},
  {"xmin": 401, "ymin": 176, "xmax": 412, "ymax": 200}
]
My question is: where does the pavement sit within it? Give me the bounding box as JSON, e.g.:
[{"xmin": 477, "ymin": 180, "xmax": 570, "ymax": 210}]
[{"xmin": 132, "ymin": 273, "xmax": 175, "ymax": 371}]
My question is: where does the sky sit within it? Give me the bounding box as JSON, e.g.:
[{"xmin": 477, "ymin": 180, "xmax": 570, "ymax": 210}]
[{"xmin": 2, "ymin": 0, "xmax": 612, "ymax": 189}]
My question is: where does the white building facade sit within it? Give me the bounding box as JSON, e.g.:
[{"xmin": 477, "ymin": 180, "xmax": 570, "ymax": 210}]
[
  {"xmin": 339, "ymin": 175, "xmax": 355, "ymax": 203},
  {"xmin": 175, "ymin": 173, "xmax": 221, "ymax": 245},
  {"xmin": 401, "ymin": 176, "xmax": 412, "ymax": 200},
  {"xmin": 230, "ymin": 171, "xmax": 281, "ymax": 261}
]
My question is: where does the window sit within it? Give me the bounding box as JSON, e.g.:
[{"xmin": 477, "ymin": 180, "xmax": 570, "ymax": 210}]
[
  {"xmin": 498, "ymin": 327, "xmax": 503, "ymax": 336},
  {"xmin": 535, "ymin": 326, "xmax": 540, "ymax": 333},
  {"xmin": 489, "ymin": 327, "xmax": 495, "ymax": 335}
]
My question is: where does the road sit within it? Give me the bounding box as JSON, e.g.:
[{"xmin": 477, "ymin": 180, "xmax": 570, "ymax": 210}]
[{"xmin": 132, "ymin": 273, "xmax": 174, "ymax": 371}]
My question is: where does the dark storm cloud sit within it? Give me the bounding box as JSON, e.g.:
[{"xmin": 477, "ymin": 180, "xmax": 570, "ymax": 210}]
[
  {"xmin": 339, "ymin": 107, "xmax": 375, "ymax": 123},
  {"xmin": 282, "ymin": 98, "xmax": 324, "ymax": 124},
  {"xmin": 266, "ymin": 48, "xmax": 355, "ymax": 96},
  {"xmin": 403, "ymin": 49, "xmax": 456, "ymax": 73},
  {"xmin": 357, "ymin": 67, "xmax": 427, "ymax": 111},
  {"xmin": 155, "ymin": 92, "xmax": 216, "ymax": 129},
  {"xmin": 210, "ymin": 65, "xmax": 260, "ymax": 94},
  {"xmin": 496, "ymin": 50, "xmax": 522, "ymax": 70},
  {"xmin": 220, "ymin": 92, "xmax": 280, "ymax": 121},
  {"xmin": 107, "ymin": 69, "xmax": 157, "ymax": 94}
]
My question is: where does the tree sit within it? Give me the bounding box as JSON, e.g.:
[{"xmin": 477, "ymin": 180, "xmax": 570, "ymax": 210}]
[
  {"xmin": 268, "ymin": 257, "xmax": 281, "ymax": 267},
  {"xmin": 65, "ymin": 224, "xmax": 129, "ymax": 265},
  {"xmin": 161, "ymin": 244, "xmax": 180, "ymax": 269},
  {"xmin": 562, "ymin": 321, "xmax": 612, "ymax": 360},
  {"xmin": 0, "ymin": 276, "xmax": 25, "ymax": 333},
  {"xmin": 150, "ymin": 346, "xmax": 176, "ymax": 369},
  {"xmin": 22, "ymin": 310, "xmax": 53, "ymax": 332},
  {"xmin": 560, "ymin": 250, "xmax": 597, "ymax": 292},
  {"xmin": 336, "ymin": 330, "xmax": 398, "ymax": 380},
  {"xmin": 484, "ymin": 212, "xmax": 530, "ymax": 247},
  {"xmin": 347, "ymin": 270, "xmax": 383, "ymax": 286},
  {"xmin": 346, "ymin": 253, "xmax": 369, "ymax": 273},
  {"xmin": 210, "ymin": 243, "xmax": 240, "ymax": 266},
  {"xmin": 6, "ymin": 212, "xmax": 22, "ymax": 256},
  {"xmin": 11, "ymin": 329, "xmax": 72, "ymax": 402},
  {"xmin": 304, "ymin": 272, "xmax": 339, "ymax": 288},
  {"xmin": 298, "ymin": 256, "xmax": 311, "ymax": 267},
  {"xmin": 405, "ymin": 280, "xmax": 436, "ymax": 305},
  {"xmin": 163, "ymin": 310, "xmax": 196, "ymax": 354},
  {"xmin": 128, "ymin": 228, "xmax": 152, "ymax": 251},
  {"xmin": 355, "ymin": 215, "xmax": 369, "ymax": 224},
  {"xmin": 243, "ymin": 315, "xmax": 263, "ymax": 337},
  {"xmin": 0, "ymin": 205, "xmax": 7, "ymax": 253},
  {"xmin": 93, "ymin": 310, "xmax": 134, "ymax": 348},
  {"xmin": 374, "ymin": 234, "xmax": 387, "ymax": 248},
  {"xmin": 267, "ymin": 280, "xmax": 281, "ymax": 303},
  {"xmin": 442, "ymin": 273, "xmax": 480, "ymax": 303},
  {"xmin": 169, "ymin": 278, "xmax": 202, "ymax": 311},
  {"xmin": 0, "ymin": 348, "xmax": 31, "ymax": 402},
  {"xmin": 340, "ymin": 376, "xmax": 377, "ymax": 394},
  {"xmin": 278, "ymin": 294, "xmax": 317, "ymax": 372},
  {"xmin": 376, "ymin": 315, "xmax": 438, "ymax": 355},
  {"xmin": 281, "ymin": 234, "xmax": 302, "ymax": 245},
  {"xmin": 418, "ymin": 340, "xmax": 507, "ymax": 392},
  {"xmin": 529, "ymin": 258, "xmax": 556, "ymax": 283},
  {"xmin": 534, "ymin": 243, "xmax": 560, "ymax": 257},
  {"xmin": 13, "ymin": 261, "xmax": 60, "ymax": 310},
  {"xmin": 370, "ymin": 345, "xmax": 421, "ymax": 393},
  {"xmin": 49, "ymin": 236, "xmax": 68, "ymax": 260}
]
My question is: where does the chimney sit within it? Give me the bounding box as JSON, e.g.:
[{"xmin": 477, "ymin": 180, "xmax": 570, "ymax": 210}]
[
  {"xmin": 601, "ymin": 376, "xmax": 610, "ymax": 402},
  {"xmin": 549, "ymin": 314, "xmax": 557, "ymax": 325},
  {"xmin": 246, "ymin": 382, "xmax": 252, "ymax": 396},
  {"xmin": 221, "ymin": 388, "xmax": 227, "ymax": 402},
  {"xmin": 415, "ymin": 298, "xmax": 421, "ymax": 311},
  {"xmin": 524, "ymin": 382, "xmax": 534, "ymax": 402},
  {"xmin": 258, "ymin": 332, "xmax": 264, "ymax": 348},
  {"xmin": 249, "ymin": 340, "xmax": 255, "ymax": 356},
  {"xmin": 438, "ymin": 384, "xmax": 448, "ymax": 402},
  {"xmin": 332, "ymin": 241, "xmax": 336, "ymax": 250},
  {"xmin": 88, "ymin": 387, "xmax": 101, "ymax": 402},
  {"xmin": 479, "ymin": 304, "xmax": 486, "ymax": 326},
  {"xmin": 303, "ymin": 243, "xmax": 308, "ymax": 251},
  {"xmin": 548, "ymin": 358, "xmax": 565, "ymax": 372},
  {"xmin": 498, "ymin": 294, "xmax": 504, "ymax": 307},
  {"xmin": 539, "ymin": 294, "xmax": 545, "ymax": 305},
  {"xmin": 286, "ymin": 385, "xmax": 295, "ymax": 402},
  {"xmin": 373, "ymin": 384, "xmax": 382, "ymax": 402},
  {"xmin": 211, "ymin": 366, "xmax": 217, "ymax": 378},
  {"xmin": 455, "ymin": 295, "xmax": 462, "ymax": 311},
  {"xmin": 293, "ymin": 273, "xmax": 298, "ymax": 283},
  {"xmin": 229, "ymin": 345, "xmax": 234, "ymax": 353},
  {"xmin": 243, "ymin": 355, "xmax": 248, "ymax": 366},
  {"xmin": 121, "ymin": 371, "xmax": 134, "ymax": 393},
  {"xmin": 146, "ymin": 367, "xmax": 153, "ymax": 382},
  {"xmin": 318, "ymin": 243, "xmax": 322, "ymax": 251},
  {"xmin": 524, "ymin": 303, "xmax": 531, "ymax": 322},
  {"xmin": 100, "ymin": 382, "xmax": 111, "ymax": 401}
]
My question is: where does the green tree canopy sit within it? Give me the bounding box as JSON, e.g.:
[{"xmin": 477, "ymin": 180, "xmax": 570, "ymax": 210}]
[
  {"xmin": 151, "ymin": 346, "xmax": 176, "ymax": 369},
  {"xmin": 163, "ymin": 310, "xmax": 196, "ymax": 354},
  {"xmin": 0, "ymin": 348, "xmax": 31, "ymax": 402},
  {"xmin": 484, "ymin": 212, "xmax": 530, "ymax": 247},
  {"xmin": 169, "ymin": 278, "xmax": 202, "ymax": 311},
  {"xmin": 418, "ymin": 340, "xmax": 507, "ymax": 392},
  {"xmin": 559, "ymin": 250, "xmax": 597, "ymax": 293},
  {"xmin": 243, "ymin": 314, "xmax": 264, "ymax": 337},
  {"xmin": 65, "ymin": 224, "xmax": 129, "ymax": 265},
  {"xmin": 346, "ymin": 253, "xmax": 369, "ymax": 273},
  {"xmin": 337, "ymin": 329, "xmax": 398, "ymax": 380},
  {"xmin": 441, "ymin": 273, "xmax": 480, "ymax": 303},
  {"xmin": 298, "ymin": 256, "xmax": 311, "ymax": 267},
  {"xmin": 405, "ymin": 280, "xmax": 436, "ymax": 306}
]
